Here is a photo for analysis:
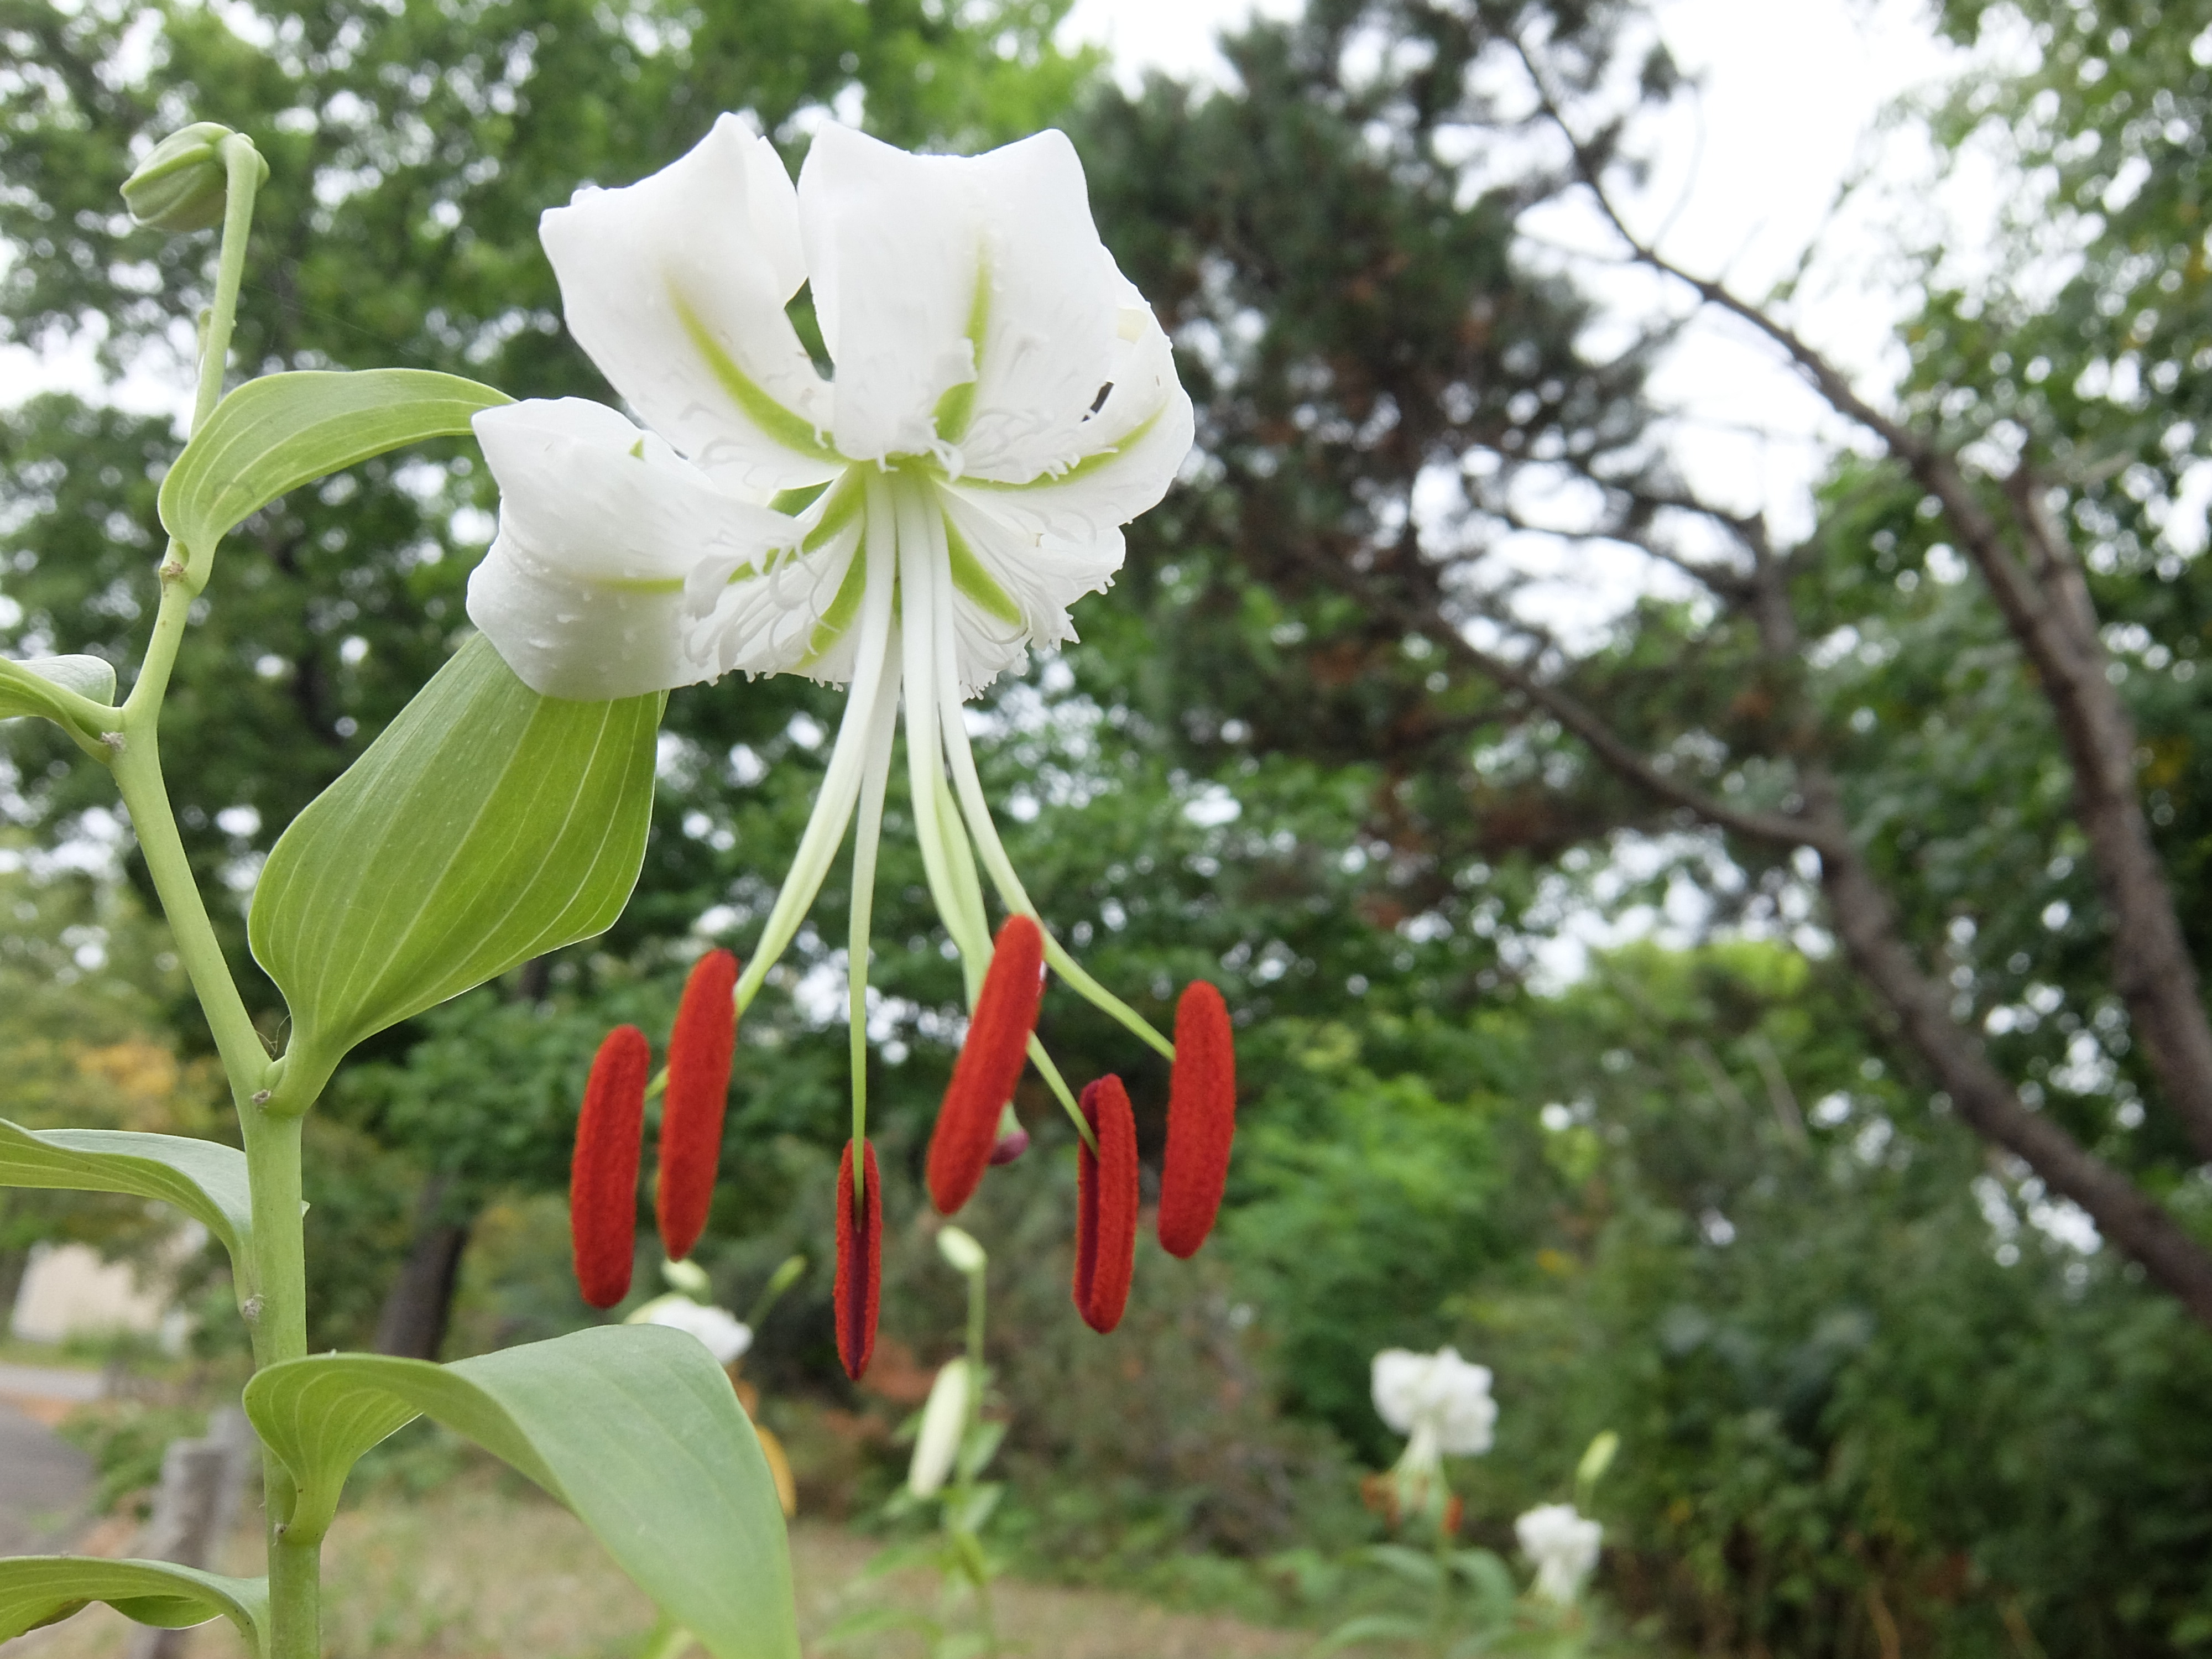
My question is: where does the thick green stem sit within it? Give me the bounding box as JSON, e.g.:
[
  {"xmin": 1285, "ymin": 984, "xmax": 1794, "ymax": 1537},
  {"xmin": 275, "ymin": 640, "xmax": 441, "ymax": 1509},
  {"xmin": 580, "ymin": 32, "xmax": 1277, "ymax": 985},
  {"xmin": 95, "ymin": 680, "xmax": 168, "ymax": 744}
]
[{"xmin": 267, "ymin": 1538, "xmax": 321, "ymax": 1659}]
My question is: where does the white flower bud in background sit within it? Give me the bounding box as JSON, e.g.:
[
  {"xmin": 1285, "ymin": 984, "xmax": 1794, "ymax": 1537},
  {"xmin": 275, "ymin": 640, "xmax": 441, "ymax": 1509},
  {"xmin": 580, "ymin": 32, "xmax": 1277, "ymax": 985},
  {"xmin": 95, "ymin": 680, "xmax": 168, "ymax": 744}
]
[
  {"xmin": 121, "ymin": 123, "xmax": 265, "ymax": 233},
  {"xmin": 909, "ymin": 1358, "xmax": 973, "ymax": 1499},
  {"xmin": 627, "ymin": 1292, "xmax": 753, "ymax": 1366},
  {"xmin": 936, "ymin": 1225, "xmax": 988, "ymax": 1276},
  {"xmin": 661, "ymin": 1257, "xmax": 713, "ymax": 1297},
  {"xmin": 1371, "ymin": 1346, "xmax": 1497, "ymax": 1470},
  {"xmin": 1515, "ymin": 1502, "xmax": 1603, "ymax": 1605}
]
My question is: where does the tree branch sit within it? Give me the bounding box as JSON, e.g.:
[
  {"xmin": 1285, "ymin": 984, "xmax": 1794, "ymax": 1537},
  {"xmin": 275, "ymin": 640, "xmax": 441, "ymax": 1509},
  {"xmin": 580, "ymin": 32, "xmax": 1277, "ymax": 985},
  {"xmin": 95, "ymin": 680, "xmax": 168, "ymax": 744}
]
[
  {"xmin": 1510, "ymin": 33, "xmax": 2212, "ymax": 1164},
  {"xmin": 1811, "ymin": 778, "xmax": 2212, "ymax": 1330}
]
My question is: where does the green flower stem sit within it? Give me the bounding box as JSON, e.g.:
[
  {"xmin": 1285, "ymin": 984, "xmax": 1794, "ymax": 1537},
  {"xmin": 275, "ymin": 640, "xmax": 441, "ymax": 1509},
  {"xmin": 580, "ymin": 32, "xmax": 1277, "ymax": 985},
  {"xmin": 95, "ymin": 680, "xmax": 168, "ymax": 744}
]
[
  {"xmin": 108, "ymin": 739, "xmax": 273, "ymax": 1095},
  {"xmin": 108, "ymin": 129, "xmax": 326, "ymax": 1659},
  {"xmin": 951, "ymin": 1262, "xmax": 998, "ymax": 1659},
  {"xmin": 191, "ymin": 137, "xmax": 264, "ymax": 440}
]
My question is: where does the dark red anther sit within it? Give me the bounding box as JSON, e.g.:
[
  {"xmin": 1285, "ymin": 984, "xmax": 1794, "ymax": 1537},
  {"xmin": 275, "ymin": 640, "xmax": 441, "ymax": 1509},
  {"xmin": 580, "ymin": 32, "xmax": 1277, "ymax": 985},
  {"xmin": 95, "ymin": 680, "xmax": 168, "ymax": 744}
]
[
  {"xmin": 1159, "ymin": 980, "xmax": 1237, "ymax": 1259},
  {"xmin": 834, "ymin": 1139, "xmax": 883, "ymax": 1381},
  {"xmin": 571, "ymin": 1025, "xmax": 650, "ymax": 1310},
  {"xmin": 656, "ymin": 948, "xmax": 739, "ymax": 1262},
  {"xmin": 1073, "ymin": 1076, "xmax": 1139, "ymax": 1333},
  {"xmin": 926, "ymin": 915, "xmax": 1046, "ymax": 1214}
]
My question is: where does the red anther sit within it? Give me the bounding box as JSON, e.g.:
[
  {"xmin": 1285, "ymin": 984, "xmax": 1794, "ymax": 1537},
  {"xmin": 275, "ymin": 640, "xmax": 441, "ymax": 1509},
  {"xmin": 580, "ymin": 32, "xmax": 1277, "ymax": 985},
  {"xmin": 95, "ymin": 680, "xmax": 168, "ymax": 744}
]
[
  {"xmin": 571, "ymin": 1025, "xmax": 650, "ymax": 1310},
  {"xmin": 926, "ymin": 915, "xmax": 1046, "ymax": 1214},
  {"xmin": 656, "ymin": 948, "xmax": 739, "ymax": 1262},
  {"xmin": 1073, "ymin": 1076, "xmax": 1139, "ymax": 1333},
  {"xmin": 1159, "ymin": 980, "xmax": 1237, "ymax": 1259},
  {"xmin": 834, "ymin": 1139, "xmax": 883, "ymax": 1381}
]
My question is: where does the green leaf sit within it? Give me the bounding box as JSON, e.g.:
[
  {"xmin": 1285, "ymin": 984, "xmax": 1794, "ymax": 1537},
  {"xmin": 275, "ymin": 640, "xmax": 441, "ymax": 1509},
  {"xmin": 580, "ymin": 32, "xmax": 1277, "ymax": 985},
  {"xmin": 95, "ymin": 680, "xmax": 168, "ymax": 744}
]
[
  {"xmin": 158, "ymin": 369, "xmax": 509, "ymax": 568},
  {"xmin": 243, "ymin": 1326, "xmax": 798, "ymax": 1659},
  {"xmin": 820, "ymin": 1606, "xmax": 939, "ymax": 1646},
  {"xmin": 0, "ymin": 655, "xmax": 118, "ymax": 727},
  {"xmin": 249, "ymin": 634, "xmax": 661, "ymax": 1094},
  {"xmin": 0, "ymin": 1118, "xmax": 253, "ymax": 1277},
  {"xmin": 1314, "ymin": 1611, "xmax": 1430, "ymax": 1652},
  {"xmin": 1360, "ymin": 1542, "xmax": 1446, "ymax": 1587},
  {"xmin": 1448, "ymin": 1546, "xmax": 1519, "ymax": 1608},
  {"xmin": 956, "ymin": 1417, "xmax": 1006, "ymax": 1481},
  {"xmin": 0, "ymin": 1557, "xmax": 267, "ymax": 1648}
]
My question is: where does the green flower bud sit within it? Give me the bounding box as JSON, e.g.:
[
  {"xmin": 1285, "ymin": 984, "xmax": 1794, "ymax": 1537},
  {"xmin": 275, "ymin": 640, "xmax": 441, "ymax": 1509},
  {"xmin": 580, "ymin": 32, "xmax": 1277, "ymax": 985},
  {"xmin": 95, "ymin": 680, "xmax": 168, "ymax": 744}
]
[{"xmin": 121, "ymin": 123, "xmax": 265, "ymax": 233}]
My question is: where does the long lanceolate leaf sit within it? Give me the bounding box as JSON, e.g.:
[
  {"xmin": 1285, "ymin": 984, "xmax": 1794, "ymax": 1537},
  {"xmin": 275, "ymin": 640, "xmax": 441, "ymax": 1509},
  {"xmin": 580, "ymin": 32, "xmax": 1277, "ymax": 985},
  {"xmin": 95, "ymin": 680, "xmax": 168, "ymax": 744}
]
[
  {"xmin": 0, "ymin": 1119, "xmax": 254, "ymax": 1291},
  {"xmin": 0, "ymin": 1557, "xmax": 268, "ymax": 1648},
  {"xmin": 243, "ymin": 1326, "xmax": 800, "ymax": 1659},
  {"xmin": 248, "ymin": 634, "xmax": 661, "ymax": 1096},
  {"xmin": 158, "ymin": 369, "xmax": 510, "ymax": 571}
]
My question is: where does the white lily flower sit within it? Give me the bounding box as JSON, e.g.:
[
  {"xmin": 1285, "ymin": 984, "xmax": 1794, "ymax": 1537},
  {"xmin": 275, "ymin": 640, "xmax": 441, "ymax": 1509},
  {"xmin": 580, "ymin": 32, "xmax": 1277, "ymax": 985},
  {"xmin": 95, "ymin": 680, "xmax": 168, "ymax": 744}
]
[
  {"xmin": 469, "ymin": 116, "xmax": 1194, "ymax": 1158},
  {"xmin": 1371, "ymin": 1346, "xmax": 1498, "ymax": 1469},
  {"xmin": 628, "ymin": 1292, "xmax": 754, "ymax": 1366},
  {"xmin": 1514, "ymin": 1502, "xmax": 1603, "ymax": 1605}
]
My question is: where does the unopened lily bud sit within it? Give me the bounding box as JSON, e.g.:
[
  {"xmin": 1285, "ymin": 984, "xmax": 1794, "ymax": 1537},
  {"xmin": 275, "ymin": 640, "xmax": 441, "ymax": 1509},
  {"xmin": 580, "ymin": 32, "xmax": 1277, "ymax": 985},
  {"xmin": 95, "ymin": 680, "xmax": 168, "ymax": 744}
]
[
  {"xmin": 908, "ymin": 1359, "xmax": 972, "ymax": 1499},
  {"xmin": 936, "ymin": 1225, "xmax": 987, "ymax": 1276},
  {"xmin": 122, "ymin": 123, "xmax": 264, "ymax": 233},
  {"xmin": 988, "ymin": 1102, "xmax": 1029, "ymax": 1166}
]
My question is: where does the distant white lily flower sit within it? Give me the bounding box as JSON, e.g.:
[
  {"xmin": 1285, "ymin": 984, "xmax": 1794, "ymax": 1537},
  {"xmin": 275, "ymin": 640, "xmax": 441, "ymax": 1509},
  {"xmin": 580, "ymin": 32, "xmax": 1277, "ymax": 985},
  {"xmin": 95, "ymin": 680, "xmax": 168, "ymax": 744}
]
[
  {"xmin": 629, "ymin": 1292, "xmax": 753, "ymax": 1366},
  {"xmin": 1371, "ymin": 1347, "xmax": 1496, "ymax": 1468},
  {"xmin": 1515, "ymin": 1502, "xmax": 1602, "ymax": 1605},
  {"xmin": 469, "ymin": 116, "xmax": 1194, "ymax": 1164},
  {"xmin": 909, "ymin": 1358, "xmax": 973, "ymax": 1499}
]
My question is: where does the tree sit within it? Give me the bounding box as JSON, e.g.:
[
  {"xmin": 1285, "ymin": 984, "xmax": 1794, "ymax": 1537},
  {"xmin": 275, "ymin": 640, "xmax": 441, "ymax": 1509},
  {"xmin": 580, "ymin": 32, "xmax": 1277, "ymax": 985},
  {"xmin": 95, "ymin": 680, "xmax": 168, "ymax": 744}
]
[{"xmin": 1082, "ymin": 0, "xmax": 2212, "ymax": 1324}]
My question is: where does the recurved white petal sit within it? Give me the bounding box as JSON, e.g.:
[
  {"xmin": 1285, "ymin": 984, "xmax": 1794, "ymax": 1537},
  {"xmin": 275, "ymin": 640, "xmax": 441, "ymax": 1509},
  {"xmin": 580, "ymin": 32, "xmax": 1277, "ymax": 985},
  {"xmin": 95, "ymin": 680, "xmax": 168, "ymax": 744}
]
[
  {"xmin": 945, "ymin": 305, "xmax": 1193, "ymax": 547},
  {"xmin": 542, "ymin": 113, "xmax": 841, "ymax": 494},
  {"xmin": 796, "ymin": 124, "xmax": 983, "ymax": 465},
  {"xmin": 952, "ymin": 131, "xmax": 1130, "ymax": 482},
  {"xmin": 467, "ymin": 398, "xmax": 801, "ymax": 700},
  {"xmin": 933, "ymin": 484, "xmax": 1118, "ymax": 692}
]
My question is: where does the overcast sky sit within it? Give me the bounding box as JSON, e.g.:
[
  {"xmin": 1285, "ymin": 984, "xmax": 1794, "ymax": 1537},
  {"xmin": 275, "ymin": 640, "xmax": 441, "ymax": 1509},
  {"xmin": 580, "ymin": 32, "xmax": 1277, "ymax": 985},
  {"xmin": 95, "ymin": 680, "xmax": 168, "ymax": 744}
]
[{"xmin": 1062, "ymin": 0, "xmax": 1966, "ymax": 534}]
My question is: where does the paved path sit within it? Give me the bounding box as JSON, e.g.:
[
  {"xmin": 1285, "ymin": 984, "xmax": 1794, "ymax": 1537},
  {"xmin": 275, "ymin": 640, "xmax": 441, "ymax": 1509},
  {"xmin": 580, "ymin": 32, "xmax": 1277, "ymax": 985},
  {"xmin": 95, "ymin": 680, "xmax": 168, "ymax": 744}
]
[
  {"xmin": 0, "ymin": 1364, "xmax": 101, "ymax": 1555},
  {"xmin": 0, "ymin": 1399, "xmax": 93, "ymax": 1553}
]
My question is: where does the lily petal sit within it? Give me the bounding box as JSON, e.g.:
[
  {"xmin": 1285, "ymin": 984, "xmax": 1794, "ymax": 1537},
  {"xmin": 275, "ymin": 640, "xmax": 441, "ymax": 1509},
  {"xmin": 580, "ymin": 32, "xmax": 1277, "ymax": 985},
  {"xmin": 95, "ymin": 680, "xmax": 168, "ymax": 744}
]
[
  {"xmin": 932, "ymin": 484, "xmax": 1119, "ymax": 692},
  {"xmin": 468, "ymin": 398, "xmax": 806, "ymax": 700},
  {"xmin": 955, "ymin": 132, "xmax": 1131, "ymax": 482},
  {"xmin": 797, "ymin": 124, "xmax": 985, "ymax": 465},
  {"xmin": 543, "ymin": 113, "xmax": 841, "ymax": 494},
  {"xmin": 945, "ymin": 300, "xmax": 1194, "ymax": 539}
]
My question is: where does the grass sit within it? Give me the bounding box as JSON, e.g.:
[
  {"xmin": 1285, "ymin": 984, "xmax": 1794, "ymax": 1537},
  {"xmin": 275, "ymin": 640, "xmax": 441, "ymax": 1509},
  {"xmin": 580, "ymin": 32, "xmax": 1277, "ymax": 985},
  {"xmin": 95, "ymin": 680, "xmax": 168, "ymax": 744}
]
[{"xmin": 11, "ymin": 1478, "xmax": 1313, "ymax": 1659}]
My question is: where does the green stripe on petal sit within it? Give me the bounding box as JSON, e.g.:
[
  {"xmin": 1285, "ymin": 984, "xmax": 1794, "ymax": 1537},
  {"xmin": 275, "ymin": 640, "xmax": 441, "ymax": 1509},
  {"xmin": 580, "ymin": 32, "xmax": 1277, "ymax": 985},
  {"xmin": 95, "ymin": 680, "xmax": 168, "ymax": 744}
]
[
  {"xmin": 930, "ymin": 257, "xmax": 992, "ymax": 447},
  {"xmin": 803, "ymin": 472, "xmax": 865, "ymax": 552},
  {"xmin": 799, "ymin": 545, "xmax": 869, "ymax": 668},
  {"xmin": 942, "ymin": 512, "xmax": 1024, "ymax": 628},
  {"xmin": 671, "ymin": 291, "xmax": 842, "ymax": 463},
  {"xmin": 957, "ymin": 405, "xmax": 1165, "ymax": 492}
]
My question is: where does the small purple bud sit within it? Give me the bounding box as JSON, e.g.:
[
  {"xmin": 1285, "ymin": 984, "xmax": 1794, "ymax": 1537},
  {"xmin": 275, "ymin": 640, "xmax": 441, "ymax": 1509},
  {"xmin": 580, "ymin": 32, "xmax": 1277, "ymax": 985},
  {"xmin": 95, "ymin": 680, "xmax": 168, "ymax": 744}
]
[{"xmin": 987, "ymin": 1101, "xmax": 1028, "ymax": 1165}]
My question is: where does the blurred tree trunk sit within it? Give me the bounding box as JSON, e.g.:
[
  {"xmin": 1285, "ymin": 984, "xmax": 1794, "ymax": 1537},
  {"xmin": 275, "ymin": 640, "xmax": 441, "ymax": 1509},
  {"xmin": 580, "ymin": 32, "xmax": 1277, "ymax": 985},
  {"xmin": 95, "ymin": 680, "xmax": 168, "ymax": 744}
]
[{"xmin": 372, "ymin": 1176, "xmax": 469, "ymax": 1360}]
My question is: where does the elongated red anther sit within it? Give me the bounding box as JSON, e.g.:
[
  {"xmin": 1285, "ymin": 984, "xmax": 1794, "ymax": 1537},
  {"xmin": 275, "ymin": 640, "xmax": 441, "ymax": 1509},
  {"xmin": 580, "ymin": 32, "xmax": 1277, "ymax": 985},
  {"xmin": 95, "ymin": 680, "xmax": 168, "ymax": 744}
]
[
  {"xmin": 571, "ymin": 1025, "xmax": 650, "ymax": 1310},
  {"xmin": 926, "ymin": 915, "xmax": 1046, "ymax": 1214},
  {"xmin": 1073, "ymin": 1076, "xmax": 1139, "ymax": 1333},
  {"xmin": 656, "ymin": 948, "xmax": 739, "ymax": 1262},
  {"xmin": 1159, "ymin": 980, "xmax": 1238, "ymax": 1259},
  {"xmin": 834, "ymin": 1139, "xmax": 883, "ymax": 1380}
]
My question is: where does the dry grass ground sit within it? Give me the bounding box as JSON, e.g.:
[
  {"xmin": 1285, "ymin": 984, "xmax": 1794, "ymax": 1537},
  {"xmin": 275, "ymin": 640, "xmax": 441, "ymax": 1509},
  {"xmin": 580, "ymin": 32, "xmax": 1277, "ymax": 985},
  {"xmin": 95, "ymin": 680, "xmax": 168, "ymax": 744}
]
[{"xmin": 6, "ymin": 1481, "xmax": 1312, "ymax": 1659}]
